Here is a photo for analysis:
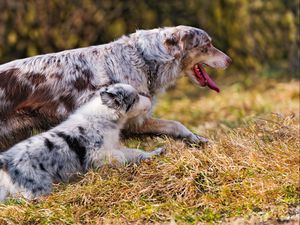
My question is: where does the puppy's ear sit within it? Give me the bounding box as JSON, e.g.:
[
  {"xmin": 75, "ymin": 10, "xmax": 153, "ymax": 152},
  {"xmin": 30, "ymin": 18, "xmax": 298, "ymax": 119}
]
[{"xmin": 100, "ymin": 89, "xmax": 122, "ymax": 109}]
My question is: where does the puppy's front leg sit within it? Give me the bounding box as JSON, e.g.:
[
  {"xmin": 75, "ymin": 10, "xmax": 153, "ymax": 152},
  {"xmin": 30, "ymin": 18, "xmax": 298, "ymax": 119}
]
[
  {"xmin": 119, "ymin": 147, "xmax": 166, "ymax": 164},
  {"xmin": 91, "ymin": 148, "xmax": 165, "ymax": 167},
  {"xmin": 130, "ymin": 118, "xmax": 208, "ymax": 145}
]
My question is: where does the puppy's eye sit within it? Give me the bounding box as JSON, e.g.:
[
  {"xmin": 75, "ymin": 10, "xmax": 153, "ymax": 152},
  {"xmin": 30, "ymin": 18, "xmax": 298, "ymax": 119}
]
[
  {"xmin": 114, "ymin": 99, "xmax": 121, "ymax": 107},
  {"xmin": 126, "ymin": 98, "xmax": 136, "ymax": 112}
]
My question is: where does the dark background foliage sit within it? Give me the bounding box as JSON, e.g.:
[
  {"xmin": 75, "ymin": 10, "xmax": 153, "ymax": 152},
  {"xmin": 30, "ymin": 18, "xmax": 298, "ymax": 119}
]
[{"xmin": 0, "ymin": 0, "xmax": 299, "ymax": 75}]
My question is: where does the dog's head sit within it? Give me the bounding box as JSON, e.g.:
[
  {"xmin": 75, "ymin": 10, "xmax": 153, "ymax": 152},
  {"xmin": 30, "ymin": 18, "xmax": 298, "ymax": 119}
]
[
  {"xmin": 162, "ymin": 26, "xmax": 232, "ymax": 92},
  {"xmin": 100, "ymin": 84, "xmax": 151, "ymax": 118},
  {"xmin": 163, "ymin": 25, "xmax": 232, "ymax": 92},
  {"xmin": 136, "ymin": 25, "xmax": 231, "ymax": 93}
]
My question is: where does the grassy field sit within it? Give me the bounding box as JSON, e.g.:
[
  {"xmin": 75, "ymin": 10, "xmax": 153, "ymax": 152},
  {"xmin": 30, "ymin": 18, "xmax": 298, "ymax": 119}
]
[{"xmin": 0, "ymin": 75, "xmax": 299, "ymax": 224}]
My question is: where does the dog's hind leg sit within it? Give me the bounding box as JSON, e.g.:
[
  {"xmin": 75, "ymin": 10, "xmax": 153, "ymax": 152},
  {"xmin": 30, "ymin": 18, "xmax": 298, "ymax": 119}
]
[
  {"xmin": 0, "ymin": 117, "xmax": 34, "ymax": 152},
  {"xmin": 0, "ymin": 111, "xmax": 61, "ymax": 152}
]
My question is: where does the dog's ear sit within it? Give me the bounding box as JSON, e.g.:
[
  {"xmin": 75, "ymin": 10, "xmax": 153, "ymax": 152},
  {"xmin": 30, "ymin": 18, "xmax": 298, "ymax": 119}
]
[
  {"xmin": 164, "ymin": 30, "xmax": 197, "ymax": 58},
  {"xmin": 179, "ymin": 30, "xmax": 197, "ymax": 50},
  {"xmin": 164, "ymin": 32, "xmax": 182, "ymax": 59}
]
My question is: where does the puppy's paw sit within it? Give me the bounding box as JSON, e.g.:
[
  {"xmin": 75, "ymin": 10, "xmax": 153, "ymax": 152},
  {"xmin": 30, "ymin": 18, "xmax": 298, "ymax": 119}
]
[
  {"xmin": 152, "ymin": 147, "xmax": 166, "ymax": 156},
  {"xmin": 185, "ymin": 133, "xmax": 209, "ymax": 146},
  {"xmin": 143, "ymin": 148, "xmax": 166, "ymax": 164}
]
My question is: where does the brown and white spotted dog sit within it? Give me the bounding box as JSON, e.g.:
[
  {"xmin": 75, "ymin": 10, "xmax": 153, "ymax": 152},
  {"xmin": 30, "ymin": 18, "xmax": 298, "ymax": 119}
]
[{"xmin": 0, "ymin": 25, "xmax": 231, "ymax": 151}]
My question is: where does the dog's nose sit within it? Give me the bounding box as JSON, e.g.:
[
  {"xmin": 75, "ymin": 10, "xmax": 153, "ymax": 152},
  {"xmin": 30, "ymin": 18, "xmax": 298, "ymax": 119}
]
[{"xmin": 226, "ymin": 57, "xmax": 232, "ymax": 65}]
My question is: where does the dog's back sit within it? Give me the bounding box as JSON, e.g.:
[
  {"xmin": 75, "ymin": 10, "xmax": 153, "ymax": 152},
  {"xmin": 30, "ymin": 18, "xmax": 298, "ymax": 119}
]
[{"xmin": 0, "ymin": 47, "xmax": 110, "ymax": 151}]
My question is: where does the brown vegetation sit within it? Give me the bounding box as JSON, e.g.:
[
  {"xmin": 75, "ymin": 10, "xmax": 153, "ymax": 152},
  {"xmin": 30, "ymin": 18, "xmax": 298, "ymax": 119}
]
[{"xmin": 0, "ymin": 76, "xmax": 298, "ymax": 224}]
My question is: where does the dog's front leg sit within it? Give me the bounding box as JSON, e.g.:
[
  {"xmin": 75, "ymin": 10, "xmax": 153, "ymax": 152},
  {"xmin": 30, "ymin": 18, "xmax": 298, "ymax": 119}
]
[{"xmin": 129, "ymin": 118, "xmax": 208, "ymax": 145}]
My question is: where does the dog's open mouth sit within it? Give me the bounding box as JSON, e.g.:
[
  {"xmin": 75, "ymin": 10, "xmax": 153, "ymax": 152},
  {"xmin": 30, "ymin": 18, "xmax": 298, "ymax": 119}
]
[{"xmin": 193, "ymin": 64, "xmax": 220, "ymax": 93}]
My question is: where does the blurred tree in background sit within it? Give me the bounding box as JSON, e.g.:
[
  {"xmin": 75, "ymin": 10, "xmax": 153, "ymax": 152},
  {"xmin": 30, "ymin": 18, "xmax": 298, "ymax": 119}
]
[{"xmin": 0, "ymin": 0, "xmax": 298, "ymax": 75}]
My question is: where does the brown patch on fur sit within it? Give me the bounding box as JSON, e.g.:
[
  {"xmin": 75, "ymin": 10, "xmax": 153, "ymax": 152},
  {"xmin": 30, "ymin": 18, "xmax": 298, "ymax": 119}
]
[
  {"xmin": 165, "ymin": 33, "xmax": 179, "ymax": 46},
  {"xmin": 27, "ymin": 73, "xmax": 47, "ymax": 86},
  {"xmin": 50, "ymin": 73, "xmax": 63, "ymax": 80},
  {"xmin": 0, "ymin": 107, "xmax": 64, "ymax": 151},
  {"xmin": 74, "ymin": 77, "xmax": 89, "ymax": 91},
  {"xmin": 73, "ymin": 68, "xmax": 96, "ymax": 91},
  {"xmin": 181, "ymin": 30, "xmax": 196, "ymax": 50},
  {"xmin": 0, "ymin": 85, "xmax": 66, "ymax": 151},
  {"xmin": 0, "ymin": 68, "xmax": 32, "ymax": 109},
  {"xmin": 164, "ymin": 32, "xmax": 182, "ymax": 59},
  {"xmin": 16, "ymin": 87, "xmax": 58, "ymax": 113},
  {"xmin": 59, "ymin": 94, "xmax": 75, "ymax": 112}
]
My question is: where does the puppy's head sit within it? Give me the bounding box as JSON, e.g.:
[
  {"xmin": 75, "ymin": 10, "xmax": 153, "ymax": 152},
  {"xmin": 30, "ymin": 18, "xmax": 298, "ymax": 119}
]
[
  {"xmin": 162, "ymin": 25, "xmax": 232, "ymax": 92},
  {"xmin": 100, "ymin": 84, "xmax": 151, "ymax": 118}
]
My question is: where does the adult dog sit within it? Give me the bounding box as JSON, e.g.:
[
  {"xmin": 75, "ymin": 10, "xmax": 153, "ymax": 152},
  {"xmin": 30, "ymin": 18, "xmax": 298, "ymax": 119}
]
[{"xmin": 0, "ymin": 25, "xmax": 231, "ymax": 151}]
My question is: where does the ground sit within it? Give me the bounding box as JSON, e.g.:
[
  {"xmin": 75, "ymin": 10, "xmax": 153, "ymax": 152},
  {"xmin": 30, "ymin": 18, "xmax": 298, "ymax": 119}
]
[{"xmin": 0, "ymin": 74, "xmax": 299, "ymax": 224}]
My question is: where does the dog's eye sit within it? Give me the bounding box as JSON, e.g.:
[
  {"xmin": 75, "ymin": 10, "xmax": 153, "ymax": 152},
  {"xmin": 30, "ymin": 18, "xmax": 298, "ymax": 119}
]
[{"xmin": 201, "ymin": 47, "xmax": 208, "ymax": 53}]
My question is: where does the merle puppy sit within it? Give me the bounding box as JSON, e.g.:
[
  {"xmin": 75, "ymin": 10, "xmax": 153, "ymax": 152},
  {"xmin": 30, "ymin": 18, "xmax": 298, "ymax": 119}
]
[
  {"xmin": 0, "ymin": 25, "xmax": 232, "ymax": 151},
  {"xmin": 0, "ymin": 83, "xmax": 165, "ymax": 201}
]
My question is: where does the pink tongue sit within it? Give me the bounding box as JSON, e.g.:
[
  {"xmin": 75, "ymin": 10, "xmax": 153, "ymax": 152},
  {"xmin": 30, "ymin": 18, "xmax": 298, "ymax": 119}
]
[{"xmin": 196, "ymin": 65, "xmax": 220, "ymax": 93}]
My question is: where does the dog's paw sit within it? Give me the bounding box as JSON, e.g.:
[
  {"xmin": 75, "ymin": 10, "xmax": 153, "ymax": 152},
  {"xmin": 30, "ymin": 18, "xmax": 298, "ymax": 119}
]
[
  {"xmin": 152, "ymin": 147, "xmax": 166, "ymax": 156},
  {"xmin": 185, "ymin": 133, "xmax": 209, "ymax": 146}
]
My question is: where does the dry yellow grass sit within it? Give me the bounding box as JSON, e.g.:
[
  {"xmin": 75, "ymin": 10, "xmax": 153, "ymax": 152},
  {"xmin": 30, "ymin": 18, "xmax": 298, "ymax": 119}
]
[{"xmin": 0, "ymin": 75, "xmax": 299, "ymax": 224}]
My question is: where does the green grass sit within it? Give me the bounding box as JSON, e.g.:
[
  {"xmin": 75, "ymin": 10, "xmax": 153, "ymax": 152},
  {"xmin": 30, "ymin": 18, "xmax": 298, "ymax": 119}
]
[{"xmin": 0, "ymin": 75, "xmax": 299, "ymax": 224}]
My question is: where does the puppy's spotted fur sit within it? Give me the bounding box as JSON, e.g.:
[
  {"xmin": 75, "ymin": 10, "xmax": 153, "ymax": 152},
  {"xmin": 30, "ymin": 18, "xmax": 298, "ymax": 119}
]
[{"xmin": 0, "ymin": 83, "xmax": 164, "ymax": 202}]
